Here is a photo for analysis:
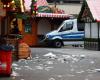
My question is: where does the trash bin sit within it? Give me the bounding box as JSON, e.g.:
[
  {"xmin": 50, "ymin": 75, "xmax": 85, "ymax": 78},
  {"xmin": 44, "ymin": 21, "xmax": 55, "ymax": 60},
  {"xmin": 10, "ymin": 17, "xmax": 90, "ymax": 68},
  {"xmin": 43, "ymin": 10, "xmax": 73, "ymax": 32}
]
[
  {"xmin": 0, "ymin": 37, "xmax": 13, "ymax": 76},
  {"xmin": 0, "ymin": 50, "xmax": 12, "ymax": 76}
]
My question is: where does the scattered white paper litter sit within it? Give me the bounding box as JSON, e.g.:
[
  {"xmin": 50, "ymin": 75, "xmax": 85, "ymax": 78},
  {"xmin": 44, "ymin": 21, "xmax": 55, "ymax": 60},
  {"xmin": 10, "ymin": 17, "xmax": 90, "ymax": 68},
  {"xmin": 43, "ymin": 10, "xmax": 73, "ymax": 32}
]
[
  {"xmin": 24, "ymin": 66, "xmax": 33, "ymax": 70},
  {"xmin": 62, "ymin": 55, "xmax": 72, "ymax": 59},
  {"xmin": 45, "ymin": 66, "xmax": 53, "ymax": 71},
  {"xmin": 49, "ymin": 77, "xmax": 55, "ymax": 80},
  {"xmin": 12, "ymin": 63, "xmax": 19, "ymax": 67},
  {"xmin": 94, "ymin": 69, "xmax": 100, "ymax": 72},
  {"xmin": 67, "ymin": 74, "xmax": 75, "ymax": 77},
  {"xmin": 87, "ymin": 68, "xmax": 100, "ymax": 73},
  {"xmin": 72, "ymin": 55, "xmax": 78, "ymax": 57},
  {"xmin": 20, "ymin": 79, "xmax": 25, "ymax": 80},
  {"xmin": 80, "ymin": 55, "xmax": 86, "ymax": 58},
  {"xmin": 70, "ymin": 68, "xmax": 74, "ymax": 72},
  {"xmin": 44, "ymin": 52, "xmax": 57, "ymax": 58},
  {"xmin": 11, "ymin": 71, "xmax": 20, "ymax": 77},
  {"xmin": 14, "ymin": 67, "xmax": 21, "ymax": 70},
  {"xmin": 35, "ymin": 66, "xmax": 43, "ymax": 70},
  {"xmin": 76, "ymin": 70, "xmax": 85, "ymax": 74},
  {"xmin": 57, "ymin": 58, "xmax": 65, "ymax": 63},
  {"xmin": 90, "ymin": 61, "xmax": 95, "ymax": 64},
  {"xmin": 57, "ymin": 75, "xmax": 62, "ymax": 78},
  {"xmin": 45, "ymin": 61, "xmax": 54, "ymax": 64}
]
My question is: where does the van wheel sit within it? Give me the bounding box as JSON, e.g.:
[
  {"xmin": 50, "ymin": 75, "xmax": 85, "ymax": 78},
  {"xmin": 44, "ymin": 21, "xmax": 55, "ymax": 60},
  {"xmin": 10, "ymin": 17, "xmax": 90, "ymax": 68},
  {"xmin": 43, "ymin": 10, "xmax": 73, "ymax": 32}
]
[{"xmin": 53, "ymin": 40, "xmax": 63, "ymax": 48}]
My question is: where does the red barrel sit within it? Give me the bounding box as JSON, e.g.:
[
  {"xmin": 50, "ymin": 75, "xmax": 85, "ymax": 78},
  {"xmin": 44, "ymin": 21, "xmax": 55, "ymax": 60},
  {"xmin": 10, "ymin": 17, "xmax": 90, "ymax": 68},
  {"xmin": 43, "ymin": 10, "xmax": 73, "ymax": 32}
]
[{"xmin": 0, "ymin": 50, "xmax": 12, "ymax": 76}]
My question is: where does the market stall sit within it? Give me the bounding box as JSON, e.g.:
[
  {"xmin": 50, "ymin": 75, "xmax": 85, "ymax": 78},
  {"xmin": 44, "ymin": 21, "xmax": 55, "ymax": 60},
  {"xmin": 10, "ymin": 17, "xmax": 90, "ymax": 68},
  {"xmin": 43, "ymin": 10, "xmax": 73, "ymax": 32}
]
[
  {"xmin": 78, "ymin": 0, "xmax": 100, "ymax": 50},
  {"xmin": 20, "ymin": 0, "xmax": 72, "ymax": 46}
]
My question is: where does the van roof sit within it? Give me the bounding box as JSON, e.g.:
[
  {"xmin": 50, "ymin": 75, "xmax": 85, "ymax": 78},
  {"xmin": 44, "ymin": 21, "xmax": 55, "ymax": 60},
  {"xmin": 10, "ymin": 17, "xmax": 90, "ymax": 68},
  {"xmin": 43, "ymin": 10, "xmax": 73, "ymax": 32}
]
[{"xmin": 64, "ymin": 19, "xmax": 77, "ymax": 22}]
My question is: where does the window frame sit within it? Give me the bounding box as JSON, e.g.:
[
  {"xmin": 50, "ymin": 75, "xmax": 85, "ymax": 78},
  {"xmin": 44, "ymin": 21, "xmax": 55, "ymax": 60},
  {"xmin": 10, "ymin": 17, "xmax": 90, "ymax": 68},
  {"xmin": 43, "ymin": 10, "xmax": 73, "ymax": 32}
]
[
  {"xmin": 24, "ymin": 19, "xmax": 32, "ymax": 33},
  {"xmin": 59, "ymin": 21, "xmax": 73, "ymax": 32}
]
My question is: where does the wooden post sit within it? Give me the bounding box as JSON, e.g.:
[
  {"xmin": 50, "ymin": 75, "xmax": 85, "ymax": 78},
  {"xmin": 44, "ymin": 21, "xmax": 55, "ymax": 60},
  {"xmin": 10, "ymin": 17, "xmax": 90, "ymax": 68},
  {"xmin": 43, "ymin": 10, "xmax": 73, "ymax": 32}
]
[
  {"xmin": 17, "ymin": 18, "xmax": 23, "ymax": 33},
  {"xmin": 98, "ymin": 22, "xmax": 100, "ymax": 50},
  {"xmin": 0, "ymin": 17, "xmax": 1, "ymax": 35}
]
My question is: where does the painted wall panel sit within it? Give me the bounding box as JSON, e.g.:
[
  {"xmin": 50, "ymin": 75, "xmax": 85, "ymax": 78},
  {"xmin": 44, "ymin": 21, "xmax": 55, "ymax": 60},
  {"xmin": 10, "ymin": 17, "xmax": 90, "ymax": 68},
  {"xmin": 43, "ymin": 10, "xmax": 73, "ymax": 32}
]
[
  {"xmin": 91, "ymin": 23, "xmax": 98, "ymax": 38},
  {"xmin": 38, "ymin": 19, "xmax": 51, "ymax": 35},
  {"xmin": 85, "ymin": 23, "xmax": 90, "ymax": 38}
]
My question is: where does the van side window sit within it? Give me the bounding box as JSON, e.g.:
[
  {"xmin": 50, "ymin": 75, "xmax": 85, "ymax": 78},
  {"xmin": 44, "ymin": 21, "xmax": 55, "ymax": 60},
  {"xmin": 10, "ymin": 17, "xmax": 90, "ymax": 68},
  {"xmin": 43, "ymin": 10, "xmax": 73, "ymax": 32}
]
[
  {"xmin": 59, "ymin": 21, "xmax": 73, "ymax": 32},
  {"xmin": 77, "ymin": 23, "xmax": 85, "ymax": 31}
]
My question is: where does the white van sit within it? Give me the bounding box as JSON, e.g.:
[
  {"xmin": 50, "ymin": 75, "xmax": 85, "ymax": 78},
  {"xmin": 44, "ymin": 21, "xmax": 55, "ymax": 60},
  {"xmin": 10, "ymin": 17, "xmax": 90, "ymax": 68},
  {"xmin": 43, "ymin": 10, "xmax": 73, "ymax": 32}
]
[{"xmin": 42, "ymin": 19, "xmax": 85, "ymax": 48}]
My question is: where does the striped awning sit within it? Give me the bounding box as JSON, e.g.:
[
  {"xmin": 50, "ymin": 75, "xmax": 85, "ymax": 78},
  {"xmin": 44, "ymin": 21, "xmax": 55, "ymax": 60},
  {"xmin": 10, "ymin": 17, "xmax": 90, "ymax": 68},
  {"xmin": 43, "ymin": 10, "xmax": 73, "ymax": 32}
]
[{"xmin": 36, "ymin": 13, "xmax": 72, "ymax": 18}]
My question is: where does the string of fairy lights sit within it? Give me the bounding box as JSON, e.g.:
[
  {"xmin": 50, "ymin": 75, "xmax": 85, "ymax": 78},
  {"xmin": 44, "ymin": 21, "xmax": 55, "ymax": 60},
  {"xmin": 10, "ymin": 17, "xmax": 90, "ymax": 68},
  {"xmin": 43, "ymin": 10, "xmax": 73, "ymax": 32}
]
[
  {"xmin": 0, "ymin": 0, "xmax": 38, "ymax": 15},
  {"xmin": 31, "ymin": 0, "xmax": 38, "ymax": 15}
]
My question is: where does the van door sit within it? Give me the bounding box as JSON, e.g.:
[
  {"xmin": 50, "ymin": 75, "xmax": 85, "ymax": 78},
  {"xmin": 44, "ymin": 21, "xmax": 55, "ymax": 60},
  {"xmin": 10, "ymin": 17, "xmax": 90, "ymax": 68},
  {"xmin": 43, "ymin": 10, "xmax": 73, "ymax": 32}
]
[
  {"xmin": 58, "ymin": 20, "xmax": 84, "ymax": 41},
  {"xmin": 58, "ymin": 21, "xmax": 73, "ymax": 40}
]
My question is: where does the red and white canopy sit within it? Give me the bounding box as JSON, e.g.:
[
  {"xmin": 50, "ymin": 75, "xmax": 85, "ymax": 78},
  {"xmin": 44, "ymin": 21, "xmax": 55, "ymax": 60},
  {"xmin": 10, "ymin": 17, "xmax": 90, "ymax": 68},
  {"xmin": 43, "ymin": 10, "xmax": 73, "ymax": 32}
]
[
  {"xmin": 36, "ymin": 13, "xmax": 72, "ymax": 18},
  {"xmin": 87, "ymin": 0, "xmax": 100, "ymax": 22}
]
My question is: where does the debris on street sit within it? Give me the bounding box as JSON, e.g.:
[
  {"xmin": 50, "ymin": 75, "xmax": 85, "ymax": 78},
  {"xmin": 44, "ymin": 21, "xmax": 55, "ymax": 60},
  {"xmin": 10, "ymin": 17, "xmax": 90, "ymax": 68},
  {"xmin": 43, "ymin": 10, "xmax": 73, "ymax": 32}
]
[
  {"xmin": 43, "ymin": 52, "xmax": 57, "ymax": 59},
  {"xmin": 1, "ymin": 48, "xmax": 99, "ymax": 80}
]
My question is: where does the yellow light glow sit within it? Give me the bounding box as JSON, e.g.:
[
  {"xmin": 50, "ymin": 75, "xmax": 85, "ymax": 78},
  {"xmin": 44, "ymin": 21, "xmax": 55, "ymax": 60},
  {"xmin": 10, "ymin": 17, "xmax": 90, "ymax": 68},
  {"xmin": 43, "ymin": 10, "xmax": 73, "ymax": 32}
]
[
  {"xmin": 11, "ymin": 0, "xmax": 15, "ymax": 3},
  {"xmin": 20, "ymin": 0, "xmax": 24, "ymax": 12}
]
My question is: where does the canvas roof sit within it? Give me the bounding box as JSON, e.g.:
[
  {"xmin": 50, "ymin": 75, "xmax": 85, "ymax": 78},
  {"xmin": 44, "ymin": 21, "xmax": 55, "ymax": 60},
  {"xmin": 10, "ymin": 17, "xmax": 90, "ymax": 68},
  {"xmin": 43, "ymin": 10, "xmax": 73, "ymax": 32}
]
[
  {"xmin": 78, "ymin": 0, "xmax": 100, "ymax": 22},
  {"xmin": 87, "ymin": 0, "xmax": 100, "ymax": 22},
  {"xmin": 86, "ymin": 0, "xmax": 100, "ymax": 22}
]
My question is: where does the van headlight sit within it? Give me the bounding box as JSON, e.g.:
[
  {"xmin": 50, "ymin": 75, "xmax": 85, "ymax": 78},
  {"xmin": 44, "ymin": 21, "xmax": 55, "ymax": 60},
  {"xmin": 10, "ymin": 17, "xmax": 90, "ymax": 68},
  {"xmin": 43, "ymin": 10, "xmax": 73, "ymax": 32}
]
[
  {"xmin": 46, "ymin": 34, "xmax": 51, "ymax": 39},
  {"xmin": 46, "ymin": 35, "xmax": 49, "ymax": 38}
]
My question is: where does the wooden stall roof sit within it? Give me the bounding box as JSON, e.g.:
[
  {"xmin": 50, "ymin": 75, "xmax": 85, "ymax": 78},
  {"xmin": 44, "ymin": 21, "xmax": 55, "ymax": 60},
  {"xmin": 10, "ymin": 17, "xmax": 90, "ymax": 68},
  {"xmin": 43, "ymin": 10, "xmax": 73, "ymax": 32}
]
[
  {"xmin": 87, "ymin": 0, "xmax": 100, "ymax": 22},
  {"xmin": 78, "ymin": 0, "xmax": 100, "ymax": 22}
]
